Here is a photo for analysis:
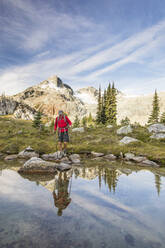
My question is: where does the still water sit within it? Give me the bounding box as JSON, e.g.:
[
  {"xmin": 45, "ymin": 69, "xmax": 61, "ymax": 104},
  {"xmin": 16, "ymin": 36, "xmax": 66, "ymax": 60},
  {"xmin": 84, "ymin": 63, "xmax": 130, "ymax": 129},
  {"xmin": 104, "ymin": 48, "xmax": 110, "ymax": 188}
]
[{"xmin": 0, "ymin": 161, "xmax": 165, "ymax": 248}]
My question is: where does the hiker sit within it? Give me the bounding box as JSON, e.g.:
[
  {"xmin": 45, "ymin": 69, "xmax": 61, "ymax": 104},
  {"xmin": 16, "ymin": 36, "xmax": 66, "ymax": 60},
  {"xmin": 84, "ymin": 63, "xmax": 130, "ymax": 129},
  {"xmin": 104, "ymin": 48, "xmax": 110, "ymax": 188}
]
[
  {"xmin": 54, "ymin": 110, "xmax": 72, "ymax": 154},
  {"xmin": 53, "ymin": 172, "xmax": 72, "ymax": 216}
]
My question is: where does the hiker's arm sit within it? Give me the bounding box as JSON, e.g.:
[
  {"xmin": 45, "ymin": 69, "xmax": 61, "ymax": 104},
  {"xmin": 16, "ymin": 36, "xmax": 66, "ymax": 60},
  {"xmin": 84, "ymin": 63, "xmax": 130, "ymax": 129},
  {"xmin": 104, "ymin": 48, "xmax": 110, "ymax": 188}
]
[
  {"xmin": 54, "ymin": 117, "xmax": 58, "ymax": 131},
  {"xmin": 66, "ymin": 116, "xmax": 72, "ymax": 126}
]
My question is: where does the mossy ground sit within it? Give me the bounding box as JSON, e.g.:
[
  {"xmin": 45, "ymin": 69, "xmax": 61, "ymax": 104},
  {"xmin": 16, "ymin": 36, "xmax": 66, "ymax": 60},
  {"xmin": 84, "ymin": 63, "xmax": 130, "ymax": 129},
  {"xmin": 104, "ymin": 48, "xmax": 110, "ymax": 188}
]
[{"xmin": 1, "ymin": 116, "xmax": 165, "ymax": 166}]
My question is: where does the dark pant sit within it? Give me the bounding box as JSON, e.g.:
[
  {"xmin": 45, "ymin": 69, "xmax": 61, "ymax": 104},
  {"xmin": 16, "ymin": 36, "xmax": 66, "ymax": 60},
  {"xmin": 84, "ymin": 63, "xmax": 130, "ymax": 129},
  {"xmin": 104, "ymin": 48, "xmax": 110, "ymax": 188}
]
[{"xmin": 58, "ymin": 131, "xmax": 69, "ymax": 142}]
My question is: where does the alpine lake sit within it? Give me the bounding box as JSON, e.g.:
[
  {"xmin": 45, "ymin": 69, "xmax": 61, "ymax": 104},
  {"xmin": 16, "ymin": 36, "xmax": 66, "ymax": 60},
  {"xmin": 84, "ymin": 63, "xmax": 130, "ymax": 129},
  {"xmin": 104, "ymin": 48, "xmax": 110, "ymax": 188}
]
[{"xmin": 0, "ymin": 158, "xmax": 165, "ymax": 248}]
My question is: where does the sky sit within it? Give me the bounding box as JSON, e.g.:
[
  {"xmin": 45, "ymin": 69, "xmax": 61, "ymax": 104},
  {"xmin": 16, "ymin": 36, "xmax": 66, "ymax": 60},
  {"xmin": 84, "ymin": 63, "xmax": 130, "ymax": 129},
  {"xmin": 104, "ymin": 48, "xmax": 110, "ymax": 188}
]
[{"xmin": 1, "ymin": 0, "xmax": 165, "ymax": 96}]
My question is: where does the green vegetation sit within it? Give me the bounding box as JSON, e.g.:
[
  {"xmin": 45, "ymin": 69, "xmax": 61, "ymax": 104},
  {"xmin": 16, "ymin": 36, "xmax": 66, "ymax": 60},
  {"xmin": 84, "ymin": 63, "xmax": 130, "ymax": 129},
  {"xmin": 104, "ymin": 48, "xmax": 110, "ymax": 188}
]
[
  {"xmin": 32, "ymin": 111, "xmax": 43, "ymax": 129},
  {"xmin": 148, "ymin": 89, "xmax": 160, "ymax": 124},
  {"xmin": 120, "ymin": 117, "xmax": 130, "ymax": 126},
  {"xmin": 1, "ymin": 116, "xmax": 165, "ymax": 166},
  {"xmin": 73, "ymin": 115, "xmax": 80, "ymax": 128},
  {"xmin": 160, "ymin": 112, "xmax": 165, "ymax": 124}
]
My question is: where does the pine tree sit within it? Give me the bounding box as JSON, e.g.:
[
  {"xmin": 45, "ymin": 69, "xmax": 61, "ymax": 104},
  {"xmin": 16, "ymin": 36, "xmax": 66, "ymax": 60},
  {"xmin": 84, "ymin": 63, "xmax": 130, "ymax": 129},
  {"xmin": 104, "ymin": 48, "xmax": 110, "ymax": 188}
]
[
  {"xmin": 81, "ymin": 116, "xmax": 87, "ymax": 127},
  {"xmin": 121, "ymin": 116, "xmax": 130, "ymax": 126},
  {"xmin": 148, "ymin": 90, "xmax": 160, "ymax": 124},
  {"xmin": 100, "ymin": 89, "xmax": 107, "ymax": 124},
  {"xmin": 73, "ymin": 115, "xmax": 80, "ymax": 128},
  {"xmin": 32, "ymin": 111, "xmax": 43, "ymax": 129},
  {"xmin": 96, "ymin": 85, "xmax": 102, "ymax": 124},
  {"xmin": 160, "ymin": 112, "xmax": 165, "ymax": 124},
  {"xmin": 105, "ymin": 83, "xmax": 112, "ymax": 123},
  {"xmin": 111, "ymin": 82, "xmax": 117, "ymax": 124}
]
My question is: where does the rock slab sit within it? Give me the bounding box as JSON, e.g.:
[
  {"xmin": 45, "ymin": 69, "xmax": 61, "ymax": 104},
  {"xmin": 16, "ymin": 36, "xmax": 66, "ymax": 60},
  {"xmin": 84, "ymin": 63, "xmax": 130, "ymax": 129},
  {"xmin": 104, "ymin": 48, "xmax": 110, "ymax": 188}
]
[
  {"xmin": 147, "ymin": 123, "xmax": 165, "ymax": 133},
  {"xmin": 120, "ymin": 136, "xmax": 139, "ymax": 144},
  {"xmin": 117, "ymin": 125, "xmax": 132, "ymax": 135}
]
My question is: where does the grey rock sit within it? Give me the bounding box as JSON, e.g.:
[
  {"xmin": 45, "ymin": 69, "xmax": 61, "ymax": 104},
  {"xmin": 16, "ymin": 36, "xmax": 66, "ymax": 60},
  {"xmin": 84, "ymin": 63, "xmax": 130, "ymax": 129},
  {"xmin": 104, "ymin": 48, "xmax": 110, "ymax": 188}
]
[
  {"xmin": 117, "ymin": 125, "xmax": 132, "ymax": 135},
  {"xmin": 69, "ymin": 154, "xmax": 81, "ymax": 164},
  {"xmin": 91, "ymin": 151, "xmax": 104, "ymax": 157},
  {"xmin": 56, "ymin": 162, "xmax": 72, "ymax": 171},
  {"xmin": 72, "ymin": 127, "xmax": 85, "ymax": 133},
  {"xmin": 4, "ymin": 154, "xmax": 18, "ymax": 160},
  {"xmin": 17, "ymin": 130, "xmax": 23, "ymax": 134},
  {"xmin": 141, "ymin": 159, "xmax": 159, "ymax": 167},
  {"xmin": 18, "ymin": 146, "xmax": 39, "ymax": 159},
  {"xmin": 147, "ymin": 123, "xmax": 165, "ymax": 133},
  {"xmin": 107, "ymin": 125, "xmax": 113, "ymax": 129},
  {"xmin": 91, "ymin": 157, "xmax": 104, "ymax": 161},
  {"xmin": 124, "ymin": 153, "xmax": 135, "ymax": 160},
  {"xmin": 150, "ymin": 133, "xmax": 165, "ymax": 139},
  {"xmin": 60, "ymin": 157, "xmax": 72, "ymax": 164},
  {"xmin": 120, "ymin": 136, "xmax": 139, "ymax": 144},
  {"xmin": 18, "ymin": 157, "xmax": 58, "ymax": 173},
  {"xmin": 41, "ymin": 151, "xmax": 64, "ymax": 161},
  {"xmin": 104, "ymin": 154, "xmax": 117, "ymax": 160}
]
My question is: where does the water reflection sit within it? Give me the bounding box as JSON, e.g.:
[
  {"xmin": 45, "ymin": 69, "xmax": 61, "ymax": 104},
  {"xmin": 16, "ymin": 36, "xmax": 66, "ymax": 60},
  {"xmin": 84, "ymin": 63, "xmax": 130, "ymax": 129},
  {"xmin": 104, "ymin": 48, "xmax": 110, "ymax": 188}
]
[{"xmin": 53, "ymin": 172, "xmax": 72, "ymax": 216}]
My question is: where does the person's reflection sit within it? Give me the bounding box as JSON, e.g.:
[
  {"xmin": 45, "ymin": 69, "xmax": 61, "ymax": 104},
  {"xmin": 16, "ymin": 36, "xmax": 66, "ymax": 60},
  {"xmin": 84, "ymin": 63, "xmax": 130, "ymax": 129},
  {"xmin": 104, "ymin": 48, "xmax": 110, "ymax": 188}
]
[{"xmin": 53, "ymin": 171, "xmax": 71, "ymax": 216}]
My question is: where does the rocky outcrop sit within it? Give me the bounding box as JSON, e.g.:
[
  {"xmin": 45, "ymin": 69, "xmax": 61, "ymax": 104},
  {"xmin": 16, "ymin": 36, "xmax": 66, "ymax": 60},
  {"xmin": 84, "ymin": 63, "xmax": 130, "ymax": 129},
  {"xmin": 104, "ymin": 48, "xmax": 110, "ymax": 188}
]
[
  {"xmin": 0, "ymin": 96, "xmax": 36, "ymax": 120},
  {"xmin": 18, "ymin": 146, "xmax": 39, "ymax": 159},
  {"xmin": 148, "ymin": 123, "xmax": 165, "ymax": 133},
  {"xmin": 117, "ymin": 125, "xmax": 132, "ymax": 135},
  {"xmin": 120, "ymin": 136, "xmax": 139, "ymax": 144}
]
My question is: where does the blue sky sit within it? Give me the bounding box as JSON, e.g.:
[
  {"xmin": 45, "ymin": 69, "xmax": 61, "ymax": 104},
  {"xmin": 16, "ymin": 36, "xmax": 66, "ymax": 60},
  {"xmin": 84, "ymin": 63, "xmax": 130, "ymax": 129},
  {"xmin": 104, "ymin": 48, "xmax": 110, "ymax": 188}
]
[{"xmin": 1, "ymin": 0, "xmax": 165, "ymax": 96}]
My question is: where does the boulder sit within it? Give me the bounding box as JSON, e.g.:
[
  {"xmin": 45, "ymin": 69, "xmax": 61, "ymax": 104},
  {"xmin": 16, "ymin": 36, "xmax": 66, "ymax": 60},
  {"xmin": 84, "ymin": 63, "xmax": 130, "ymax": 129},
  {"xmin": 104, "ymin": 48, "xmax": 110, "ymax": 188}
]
[
  {"xmin": 91, "ymin": 151, "xmax": 104, "ymax": 157},
  {"xmin": 125, "ymin": 153, "xmax": 146, "ymax": 163},
  {"xmin": 69, "ymin": 154, "xmax": 81, "ymax": 164},
  {"xmin": 56, "ymin": 162, "xmax": 72, "ymax": 171},
  {"xmin": 141, "ymin": 159, "xmax": 159, "ymax": 167},
  {"xmin": 150, "ymin": 133, "xmax": 165, "ymax": 139},
  {"xmin": 124, "ymin": 153, "xmax": 135, "ymax": 160},
  {"xmin": 120, "ymin": 136, "xmax": 139, "ymax": 144},
  {"xmin": 18, "ymin": 146, "xmax": 39, "ymax": 159},
  {"xmin": 117, "ymin": 125, "xmax": 132, "ymax": 135},
  {"xmin": 60, "ymin": 156, "xmax": 72, "ymax": 164},
  {"xmin": 4, "ymin": 154, "xmax": 18, "ymax": 160},
  {"xmin": 147, "ymin": 123, "xmax": 165, "ymax": 133},
  {"xmin": 41, "ymin": 151, "xmax": 64, "ymax": 161},
  {"xmin": 72, "ymin": 127, "xmax": 84, "ymax": 133},
  {"xmin": 104, "ymin": 154, "xmax": 117, "ymax": 160},
  {"xmin": 107, "ymin": 125, "xmax": 113, "ymax": 129},
  {"xmin": 18, "ymin": 157, "xmax": 58, "ymax": 174}
]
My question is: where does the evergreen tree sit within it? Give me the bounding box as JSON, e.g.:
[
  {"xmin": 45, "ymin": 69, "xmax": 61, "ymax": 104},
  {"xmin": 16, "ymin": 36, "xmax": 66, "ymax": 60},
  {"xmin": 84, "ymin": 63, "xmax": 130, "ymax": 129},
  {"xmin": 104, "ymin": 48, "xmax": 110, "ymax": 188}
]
[
  {"xmin": 73, "ymin": 115, "xmax": 80, "ymax": 128},
  {"xmin": 105, "ymin": 83, "xmax": 112, "ymax": 123},
  {"xmin": 111, "ymin": 82, "xmax": 117, "ymax": 124},
  {"xmin": 100, "ymin": 89, "xmax": 107, "ymax": 124},
  {"xmin": 148, "ymin": 90, "xmax": 160, "ymax": 124},
  {"xmin": 81, "ymin": 116, "xmax": 87, "ymax": 127},
  {"xmin": 105, "ymin": 82, "xmax": 117, "ymax": 125},
  {"xmin": 96, "ymin": 85, "xmax": 102, "ymax": 124},
  {"xmin": 121, "ymin": 116, "xmax": 130, "ymax": 126},
  {"xmin": 32, "ymin": 111, "xmax": 43, "ymax": 129},
  {"xmin": 160, "ymin": 112, "xmax": 165, "ymax": 124}
]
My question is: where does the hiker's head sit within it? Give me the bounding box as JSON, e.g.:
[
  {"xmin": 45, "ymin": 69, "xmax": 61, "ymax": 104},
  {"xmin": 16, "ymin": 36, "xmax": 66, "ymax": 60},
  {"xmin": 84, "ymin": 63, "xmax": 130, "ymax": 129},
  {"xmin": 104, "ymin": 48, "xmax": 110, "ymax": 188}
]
[{"xmin": 58, "ymin": 110, "xmax": 63, "ymax": 116}]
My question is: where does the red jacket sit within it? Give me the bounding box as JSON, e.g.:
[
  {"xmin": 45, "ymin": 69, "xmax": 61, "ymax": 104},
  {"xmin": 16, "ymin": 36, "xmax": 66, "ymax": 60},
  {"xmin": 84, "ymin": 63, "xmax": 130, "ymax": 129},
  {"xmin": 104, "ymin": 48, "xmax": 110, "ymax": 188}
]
[{"xmin": 54, "ymin": 115, "xmax": 72, "ymax": 132}]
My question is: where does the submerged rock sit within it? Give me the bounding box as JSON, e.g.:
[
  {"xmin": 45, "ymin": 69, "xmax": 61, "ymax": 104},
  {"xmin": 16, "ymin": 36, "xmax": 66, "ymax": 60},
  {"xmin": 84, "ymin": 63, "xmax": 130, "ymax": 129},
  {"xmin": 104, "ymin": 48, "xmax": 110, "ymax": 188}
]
[
  {"xmin": 117, "ymin": 125, "xmax": 132, "ymax": 135},
  {"xmin": 120, "ymin": 136, "xmax": 139, "ymax": 144},
  {"xmin": 18, "ymin": 157, "xmax": 57, "ymax": 174},
  {"xmin": 147, "ymin": 123, "xmax": 165, "ymax": 133},
  {"xmin": 18, "ymin": 146, "xmax": 39, "ymax": 159},
  {"xmin": 56, "ymin": 162, "xmax": 72, "ymax": 171},
  {"xmin": 91, "ymin": 151, "xmax": 104, "ymax": 157}
]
